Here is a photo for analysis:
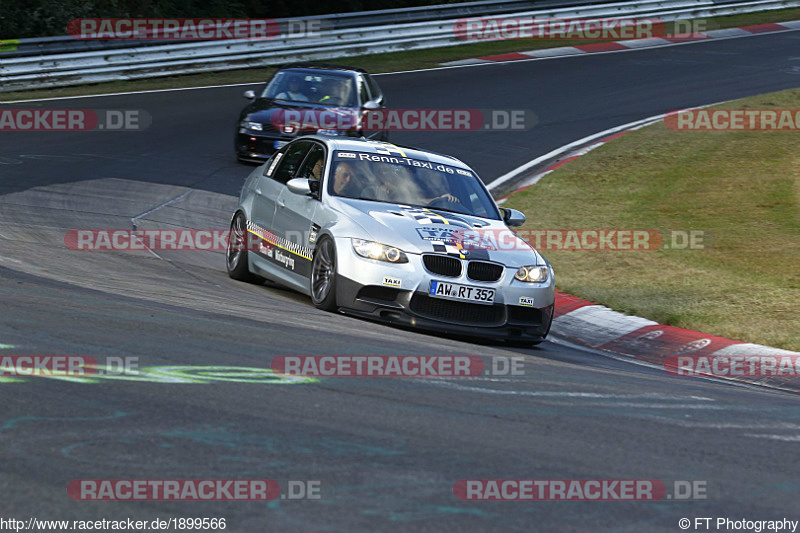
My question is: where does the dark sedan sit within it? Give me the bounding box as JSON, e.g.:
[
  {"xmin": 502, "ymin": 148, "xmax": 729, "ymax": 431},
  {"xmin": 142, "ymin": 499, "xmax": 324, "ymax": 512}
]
[{"xmin": 235, "ymin": 64, "xmax": 387, "ymax": 163}]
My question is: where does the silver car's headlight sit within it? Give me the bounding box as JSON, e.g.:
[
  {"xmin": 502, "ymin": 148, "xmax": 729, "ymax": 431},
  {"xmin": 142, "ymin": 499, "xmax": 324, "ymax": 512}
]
[
  {"xmin": 352, "ymin": 239, "xmax": 408, "ymax": 263},
  {"xmin": 514, "ymin": 265, "xmax": 549, "ymax": 283},
  {"xmin": 241, "ymin": 121, "xmax": 263, "ymax": 131}
]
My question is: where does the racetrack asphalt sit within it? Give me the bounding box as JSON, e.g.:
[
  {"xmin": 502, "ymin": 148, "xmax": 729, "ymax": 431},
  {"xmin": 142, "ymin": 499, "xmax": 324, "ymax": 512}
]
[{"xmin": 1, "ymin": 30, "xmax": 799, "ymax": 531}]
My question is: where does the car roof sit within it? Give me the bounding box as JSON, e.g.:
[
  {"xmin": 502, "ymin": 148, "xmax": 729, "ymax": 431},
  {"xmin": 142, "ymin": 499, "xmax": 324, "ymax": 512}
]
[
  {"xmin": 304, "ymin": 136, "xmax": 472, "ymax": 170},
  {"xmin": 279, "ymin": 63, "xmax": 367, "ymax": 75}
]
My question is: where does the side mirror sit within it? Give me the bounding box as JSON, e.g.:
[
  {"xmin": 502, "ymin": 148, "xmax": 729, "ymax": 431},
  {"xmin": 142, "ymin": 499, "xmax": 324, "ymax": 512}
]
[
  {"xmin": 362, "ymin": 100, "xmax": 380, "ymax": 110},
  {"xmin": 243, "ymin": 90, "xmax": 256, "ymax": 99},
  {"xmin": 501, "ymin": 207, "xmax": 526, "ymax": 227},
  {"xmin": 287, "ymin": 178, "xmax": 313, "ymax": 196}
]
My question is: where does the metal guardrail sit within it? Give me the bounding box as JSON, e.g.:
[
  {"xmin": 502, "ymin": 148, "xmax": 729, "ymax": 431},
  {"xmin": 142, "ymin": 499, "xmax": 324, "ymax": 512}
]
[
  {"xmin": 1, "ymin": 0, "xmax": 797, "ymax": 92},
  {"xmin": 0, "ymin": 0, "xmax": 612, "ymax": 59}
]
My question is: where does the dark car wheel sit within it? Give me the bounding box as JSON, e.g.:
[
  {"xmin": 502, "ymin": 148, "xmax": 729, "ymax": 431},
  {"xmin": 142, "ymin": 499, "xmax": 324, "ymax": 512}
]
[
  {"xmin": 310, "ymin": 237, "xmax": 338, "ymax": 311},
  {"xmin": 227, "ymin": 212, "xmax": 265, "ymax": 284}
]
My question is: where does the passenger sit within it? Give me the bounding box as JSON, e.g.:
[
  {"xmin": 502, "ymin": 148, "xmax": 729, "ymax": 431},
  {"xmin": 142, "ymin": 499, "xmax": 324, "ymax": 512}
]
[
  {"xmin": 318, "ymin": 78, "xmax": 351, "ymax": 106},
  {"xmin": 309, "ymin": 158, "xmax": 324, "ymax": 181}
]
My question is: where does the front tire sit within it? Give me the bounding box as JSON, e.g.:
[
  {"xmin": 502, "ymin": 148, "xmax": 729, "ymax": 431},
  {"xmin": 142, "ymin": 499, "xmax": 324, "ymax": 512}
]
[
  {"xmin": 310, "ymin": 237, "xmax": 338, "ymax": 311},
  {"xmin": 227, "ymin": 212, "xmax": 265, "ymax": 284}
]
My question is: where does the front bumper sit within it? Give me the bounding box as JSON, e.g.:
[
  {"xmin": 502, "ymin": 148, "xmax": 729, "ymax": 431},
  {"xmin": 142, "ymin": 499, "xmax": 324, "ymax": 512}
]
[
  {"xmin": 235, "ymin": 131, "xmax": 292, "ymax": 161},
  {"xmin": 333, "ymin": 237, "xmax": 555, "ymax": 343}
]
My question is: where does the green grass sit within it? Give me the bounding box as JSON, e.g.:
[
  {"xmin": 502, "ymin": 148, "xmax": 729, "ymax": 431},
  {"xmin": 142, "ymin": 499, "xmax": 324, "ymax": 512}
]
[
  {"xmin": 505, "ymin": 89, "xmax": 800, "ymax": 351},
  {"xmin": 3, "ymin": 7, "xmax": 800, "ymax": 101}
]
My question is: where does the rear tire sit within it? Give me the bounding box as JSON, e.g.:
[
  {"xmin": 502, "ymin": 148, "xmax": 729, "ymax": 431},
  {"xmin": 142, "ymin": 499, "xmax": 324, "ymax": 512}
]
[
  {"xmin": 310, "ymin": 237, "xmax": 338, "ymax": 311},
  {"xmin": 226, "ymin": 212, "xmax": 265, "ymax": 284}
]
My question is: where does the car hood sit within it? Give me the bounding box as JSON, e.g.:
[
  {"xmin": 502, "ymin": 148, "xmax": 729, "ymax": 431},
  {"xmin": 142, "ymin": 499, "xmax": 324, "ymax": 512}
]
[
  {"xmin": 333, "ymin": 198, "xmax": 544, "ymax": 265},
  {"xmin": 242, "ymin": 99, "xmax": 356, "ymax": 124}
]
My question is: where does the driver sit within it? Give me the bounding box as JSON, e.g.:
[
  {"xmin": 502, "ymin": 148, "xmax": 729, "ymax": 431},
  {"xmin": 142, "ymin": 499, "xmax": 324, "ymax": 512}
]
[
  {"xmin": 331, "ymin": 162, "xmax": 363, "ymax": 196},
  {"xmin": 274, "ymin": 76, "xmax": 309, "ymax": 102}
]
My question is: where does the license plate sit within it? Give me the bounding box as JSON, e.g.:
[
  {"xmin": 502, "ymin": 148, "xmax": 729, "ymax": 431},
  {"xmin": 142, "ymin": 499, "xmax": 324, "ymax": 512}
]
[
  {"xmin": 274, "ymin": 140, "xmax": 289, "ymax": 149},
  {"xmin": 429, "ymin": 280, "xmax": 495, "ymax": 305}
]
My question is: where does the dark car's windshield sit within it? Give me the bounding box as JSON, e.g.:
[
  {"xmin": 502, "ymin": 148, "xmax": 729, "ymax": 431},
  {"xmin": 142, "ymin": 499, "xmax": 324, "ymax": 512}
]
[
  {"xmin": 327, "ymin": 150, "xmax": 501, "ymax": 220},
  {"xmin": 262, "ymin": 70, "xmax": 357, "ymax": 107}
]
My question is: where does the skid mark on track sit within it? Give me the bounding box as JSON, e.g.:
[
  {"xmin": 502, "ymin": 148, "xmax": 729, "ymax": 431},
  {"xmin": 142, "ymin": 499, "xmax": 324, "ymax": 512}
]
[
  {"xmin": 130, "ymin": 189, "xmax": 193, "ymax": 230},
  {"xmin": 53, "ymin": 426, "xmax": 408, "ymax": 475}
]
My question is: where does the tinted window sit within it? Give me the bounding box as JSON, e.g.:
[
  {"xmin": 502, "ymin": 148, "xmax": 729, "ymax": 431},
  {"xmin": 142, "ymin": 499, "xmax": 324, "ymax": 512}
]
[
  {"xmin": 365, "ymin": 75, "xmax": 383, "ymax": 104},
  {"xmin": 358, "ymin": 77, "xmax": 370, "ymax": 105},
  {"xmin": 271, "ymin": 141, "xmax": 312, "ymax": 184},
  {"xmin": 316, "ymin": 75, "xmax": 357, "ymax": 107},
  {"xmin": 264, "ymin": 150, "xmax": 285, "ymax": 177},
  {"xmin": 262, "ymin": 70, "xmax": 311, "ymax": 103},
  {"xmin": 296, "ymin": 144, "xmax": 326, "ymax": 182}
]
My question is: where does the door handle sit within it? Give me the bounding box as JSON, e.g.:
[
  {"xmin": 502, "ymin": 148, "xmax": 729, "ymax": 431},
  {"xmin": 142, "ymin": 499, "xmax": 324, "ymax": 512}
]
[{"xmin": 278, "ymin": 199, "xmax": 285, "ymax": 208}]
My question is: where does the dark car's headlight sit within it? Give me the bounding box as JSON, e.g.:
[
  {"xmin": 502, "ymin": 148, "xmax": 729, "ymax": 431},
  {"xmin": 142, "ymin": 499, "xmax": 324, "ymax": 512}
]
[
  {"xmin": 514, "ymin": 265, "xmax": 549, "ymax": 283},
  {"xmin": 352, "ymin": 239, "xmax": 408, "ymax": 263},
  {"xmin": 241, "ymin": 120, "xmax": 263, "ymax": 131}
]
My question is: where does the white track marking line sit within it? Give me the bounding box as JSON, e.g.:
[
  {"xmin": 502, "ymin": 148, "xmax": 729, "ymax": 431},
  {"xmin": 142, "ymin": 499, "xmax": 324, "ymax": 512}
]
[
  {"xmin": 421, "ymin": 380, "xmax": 715, "ymax": 400},
  {"xmin": 744, "ymin": 434, "xmax": 800, "ymax": 441}
]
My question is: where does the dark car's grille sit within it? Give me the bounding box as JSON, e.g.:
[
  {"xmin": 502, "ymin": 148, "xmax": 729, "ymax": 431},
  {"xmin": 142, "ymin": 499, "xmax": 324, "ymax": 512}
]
[
  {"xmin": 410, "ymin": 294, "xmax": 504, "ymax": 326},
  {"xmin": 258, "ymin": 123, "xmax": 279, "ymax": 134},
  {"xmin": 422, "ymin": 255, "xmax": 462, "ymax": 277},
  {"xmin": 467, "ymin": 261, "xmax": 504, "ymax": 282}
]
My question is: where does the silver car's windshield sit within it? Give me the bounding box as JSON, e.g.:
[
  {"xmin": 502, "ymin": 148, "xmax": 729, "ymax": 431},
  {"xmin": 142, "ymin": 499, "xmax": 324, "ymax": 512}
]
[{"xmin": 327, "ymin": 150, "xmax": 501, "ymax": 220}]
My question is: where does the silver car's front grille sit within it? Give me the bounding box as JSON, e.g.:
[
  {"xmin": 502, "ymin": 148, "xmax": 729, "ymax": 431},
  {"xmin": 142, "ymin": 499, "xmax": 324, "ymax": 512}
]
[
  {"xmin": 422, "ymin": 255, "xmax": 462, "ymax": 277},
  {"xmin": 410, "ymin": 294, "xmax": 505, "ymax": 326},
  {"xmin": 467, "ymin": 261, "xmax": 504, "ymax": 282}
]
